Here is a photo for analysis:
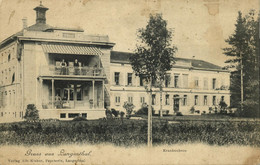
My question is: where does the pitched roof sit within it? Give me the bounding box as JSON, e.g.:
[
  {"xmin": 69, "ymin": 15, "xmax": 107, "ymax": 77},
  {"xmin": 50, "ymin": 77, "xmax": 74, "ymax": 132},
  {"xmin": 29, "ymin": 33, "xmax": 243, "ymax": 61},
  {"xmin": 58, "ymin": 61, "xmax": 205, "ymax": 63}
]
[{"xmin": 111, "ymin": 51, "xmax": 225, "ymax": 71}]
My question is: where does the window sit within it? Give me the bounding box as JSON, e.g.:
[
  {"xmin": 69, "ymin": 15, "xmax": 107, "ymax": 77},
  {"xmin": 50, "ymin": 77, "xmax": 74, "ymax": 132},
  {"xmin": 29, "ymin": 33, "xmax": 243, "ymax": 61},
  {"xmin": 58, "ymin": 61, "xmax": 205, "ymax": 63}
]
[
  {"xmin": 182, "ymin": 74, "xmax": 188, "ymax": 88},
  {"xmin": 13, "ymin": 90, "xmax": 15, "ymax": 105},
  {"xmin": 203, "ymin": 78, "xmax": 208, "ymax": 90},
  {"xmin": 183, "ymin": 95, "xmax": 187, "ymax": 106},
  {"xmin": 68, "ymin": 113, "xmax": 79, "ymax": 118},
  {"xmin": 152, "ymin": 94, "xmax": 156, "ymax": 105},
  {"xmin": 194, "ymin": 95, "xmax": 198, "ymax": 105},
  {"xmin": 165, "ymin": 74, "xmax": 171, "ymax": 87},
  {"xmin": 76, "ymin": 88, "xmax": 82, "ymax": 101},
  {"xmin": 60, "ymin": 113, "xmax": 66, "ymax": 118},
  {"xmin": 165, "ymin": 94, "xmax": 170, "ymax": 105},
  {"xmin": 12, "ymin": 73, "xmax": 15, "ymax": 83},
  {"xmin": 212, "ymin": 78, "xmax": 216, "ymax": 89},
  {"xmin": 204, "ymin": 96, "xmax": 208, "ymax": 105},
  {"xmin": 140, "ymin": 74, "xmax": 145, "ymax": 86},
  {"xmin": 128, "ymin": 96, "xmax": 133, "ymax": 103},
  {"xmin": 221, "ymin": 96, "xmax": 224, "ymax": 102},
  {"xmin": 8, "ymin": 54, "xmax": 10, "ymax": 62},
  {"xmin": 194, "ymin": 77, "xmax": 199, "ymax": 87},
  {"xmin": 140, "ymin": 97, "xmax": 145, "ymax": 104},
  {"xmin": 115, "ymin": 96, "xmax": 120, "ymax": 104},
  {"xmin": 174, "ymin": 75, "xmax": 179, "ymax": 88},
  {"xmin": 114, "ymin": 72, "xmax": 120, "ymax": 85},
  {"xmin": 82, "ymin": 113, "xmax": 87, "ymax": 118},
  {"xmin": 69, "ymin": 89, "xmax": 74, "ymax": 101},
  {"xmin": 127, "ymin": 73, "xmax": 132, "ymax": 85},
  {"xmin": 213, "ymin": 96, "xmax": 216, "ymax": 105}
]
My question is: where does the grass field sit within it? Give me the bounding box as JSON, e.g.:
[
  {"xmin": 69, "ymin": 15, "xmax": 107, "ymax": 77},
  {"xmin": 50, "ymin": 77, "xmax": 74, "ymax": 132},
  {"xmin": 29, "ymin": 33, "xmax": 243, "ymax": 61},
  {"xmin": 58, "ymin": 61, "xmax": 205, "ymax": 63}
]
[{"xmin": 0, "ymin": 115, "xmax": 259, "ymax": 147}]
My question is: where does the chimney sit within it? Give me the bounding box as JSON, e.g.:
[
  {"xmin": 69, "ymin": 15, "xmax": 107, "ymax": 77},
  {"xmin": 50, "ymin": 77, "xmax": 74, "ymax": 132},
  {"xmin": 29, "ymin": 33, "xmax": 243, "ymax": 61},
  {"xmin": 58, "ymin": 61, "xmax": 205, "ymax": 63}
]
[
  {"xmin": 33, "ymin": 1, "xmax": 49, "ymax": 24},
  {"xmin": 22, "ymin": 17, "xmax": 27, "ymax": 29}
]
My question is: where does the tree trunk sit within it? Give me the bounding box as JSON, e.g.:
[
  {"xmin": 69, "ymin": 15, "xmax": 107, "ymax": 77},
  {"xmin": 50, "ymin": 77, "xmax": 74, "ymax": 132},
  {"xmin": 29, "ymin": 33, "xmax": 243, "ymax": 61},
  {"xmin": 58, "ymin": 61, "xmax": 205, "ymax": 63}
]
[
  {"xmin": 148, "ymin": 77, "xmax": 152, "ymax": 147},
  {"xmin": 240, "ymin": 53, "xmax": 243, "ymax": 112},
  {"xmin": 160, "ymin": 80, "xmax": 163, "ymax": 118}
]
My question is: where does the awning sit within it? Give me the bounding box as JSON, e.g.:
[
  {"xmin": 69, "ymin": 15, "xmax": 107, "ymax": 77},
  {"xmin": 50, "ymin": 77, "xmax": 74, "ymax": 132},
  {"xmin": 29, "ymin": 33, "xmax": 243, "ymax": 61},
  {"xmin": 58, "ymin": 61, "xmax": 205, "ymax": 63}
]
[{"xmin": 41, "ymin": 44, "xmax": 103, "ymax": 55}]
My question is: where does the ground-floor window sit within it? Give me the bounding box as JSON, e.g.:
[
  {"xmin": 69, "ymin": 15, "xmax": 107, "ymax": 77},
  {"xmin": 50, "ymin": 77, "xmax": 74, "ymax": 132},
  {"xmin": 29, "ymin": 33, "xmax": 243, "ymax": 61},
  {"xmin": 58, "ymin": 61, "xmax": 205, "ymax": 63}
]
[
  {"xmin": 68, "ymin": 113, "xmax": 79, "ymax": 118},
  {"xmin": 183, "ymin": 95, "xmax": 187, "ymax": 106},
  {"xmin": 165, "ymin": 94, "xmax": 170, "ymax": 105},
  {"xmin": 194, "ymin": 95, "xmax": 199, "ymax": 105},
  {"xmin": 128, "ymin": 96, "xmax": 133, "ymax": 103},
  {"xmin": 213, "ymin": 96, "xmax": 216, "ymax": 105},
  {"xmin": 115, "ymin": 96, "xmax": 120, "ymax": 104},
  {"xmin": 60, "ymin": 113, "xmax": 66, "ymax": 118},
  {"xmin": 204, "ymin": 95, "xmax": 208, "ymax": 105},
  {"xmin": 140, "ymin": 97, "xmax": 145, "ymax": 104},
  {"xmin": 221, "ymin": 96, "xmax": 225, "ymax": 102},
  {"xmin": 152, "ymin": 94, "xmax": 156, "ymax": 105}
]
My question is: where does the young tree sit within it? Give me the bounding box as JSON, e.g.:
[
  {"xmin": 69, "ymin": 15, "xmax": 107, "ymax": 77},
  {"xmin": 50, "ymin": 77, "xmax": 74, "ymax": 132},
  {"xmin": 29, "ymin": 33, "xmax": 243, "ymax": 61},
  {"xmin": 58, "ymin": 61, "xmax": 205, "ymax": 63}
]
[
  {"xmin": 223, "ymin": 10, "xmax": 259, "ymax": 117},
  {"xmin": 123, "ymin": 102, "xmax": 135, "ymax": 118},
  {"xmin": 129, "ymin": 13, "xmax": 177, "ymax": 146},
  {"xmin": 24, "ymin": 104, "xmax": 39, "ymax": 122}
]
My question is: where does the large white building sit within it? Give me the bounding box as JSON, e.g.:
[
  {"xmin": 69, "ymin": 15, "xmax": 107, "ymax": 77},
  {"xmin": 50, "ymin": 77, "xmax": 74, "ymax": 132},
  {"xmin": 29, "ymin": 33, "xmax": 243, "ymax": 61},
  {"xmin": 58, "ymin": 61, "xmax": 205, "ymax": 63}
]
[
  {"xmin": 0, "ymin": 3, "xmax": 114, "ymax": 123},
  {"xmin": 110, "ymin": 51, "xmax": 230, "ymax": 115},
  {"xmin": 0, "ymin": 3, "xmax": 230, "ymax": 123}
]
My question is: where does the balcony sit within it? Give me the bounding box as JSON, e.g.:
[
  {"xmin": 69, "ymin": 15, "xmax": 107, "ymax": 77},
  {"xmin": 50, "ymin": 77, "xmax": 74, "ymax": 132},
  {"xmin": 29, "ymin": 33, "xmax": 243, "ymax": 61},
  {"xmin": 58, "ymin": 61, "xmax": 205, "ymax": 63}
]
[{"xmin": 39, "ymin": 66, "xmax": 105, "ymax": 78}]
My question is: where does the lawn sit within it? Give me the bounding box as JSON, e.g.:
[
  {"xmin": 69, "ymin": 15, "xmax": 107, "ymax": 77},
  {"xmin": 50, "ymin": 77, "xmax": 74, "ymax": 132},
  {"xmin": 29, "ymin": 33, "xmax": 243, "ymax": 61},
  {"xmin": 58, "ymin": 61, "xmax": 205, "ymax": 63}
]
[{"xmin": 0, "ymin": 116, "xmax": 259, "ymax": 147}]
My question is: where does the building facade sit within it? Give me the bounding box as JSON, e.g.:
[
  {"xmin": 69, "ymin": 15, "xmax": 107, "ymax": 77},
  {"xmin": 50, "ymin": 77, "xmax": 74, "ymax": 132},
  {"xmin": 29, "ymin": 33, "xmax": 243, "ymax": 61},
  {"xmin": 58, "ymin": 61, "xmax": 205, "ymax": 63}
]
[
  {"xmin": 0, "ymin": 4, "xmax": 230, "ymax": 123},
  {"xmin": 0, "ymin": 3, "xmax": 114, "ymax": 123},
  {"xmin": 110, "ymin": 51, "xmax": 230, "ymax": 115}
]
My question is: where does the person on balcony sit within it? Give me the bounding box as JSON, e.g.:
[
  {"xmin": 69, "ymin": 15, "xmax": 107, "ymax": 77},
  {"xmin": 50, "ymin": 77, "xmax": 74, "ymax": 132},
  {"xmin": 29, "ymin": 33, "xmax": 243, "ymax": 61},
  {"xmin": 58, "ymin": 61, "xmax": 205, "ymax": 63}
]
[
  {"xmin": 60, "ymin": 59, "xmax": 67, "ymax": 75},
  {"xmin": 74, "ymin": 59, "xmax": 80, "ymax": 75},
  {"xmin": 54, "ymin": 94, "xmax": 64, "ymax": 109}
]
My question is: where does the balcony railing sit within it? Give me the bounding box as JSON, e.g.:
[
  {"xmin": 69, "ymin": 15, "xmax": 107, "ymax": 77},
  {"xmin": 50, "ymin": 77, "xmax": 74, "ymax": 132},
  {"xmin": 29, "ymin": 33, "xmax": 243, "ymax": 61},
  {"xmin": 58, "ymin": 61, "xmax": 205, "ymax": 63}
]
[{"xmin": 40, "ymin": 66, "xmax": 105, "ymax": 77}]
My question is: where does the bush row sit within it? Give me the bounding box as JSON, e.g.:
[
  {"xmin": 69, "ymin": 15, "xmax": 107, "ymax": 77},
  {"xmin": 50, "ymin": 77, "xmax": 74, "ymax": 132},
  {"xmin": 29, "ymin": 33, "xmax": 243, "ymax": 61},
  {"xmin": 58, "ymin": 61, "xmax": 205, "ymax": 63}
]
[{"xmin": 0, "ymin": 120, "xmax": 259, "ymax": 147}]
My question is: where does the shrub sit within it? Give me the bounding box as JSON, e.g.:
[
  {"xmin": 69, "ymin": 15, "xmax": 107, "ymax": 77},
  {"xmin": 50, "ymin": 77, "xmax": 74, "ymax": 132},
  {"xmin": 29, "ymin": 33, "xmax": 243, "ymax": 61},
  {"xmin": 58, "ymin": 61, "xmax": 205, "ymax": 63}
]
[
  {"xmin": 24, "ymin": 104, "xmax": 39, "ymax": 122},
  {"xmin": 120, "ymin": 111, "xmax": 125, "ymax": 118},
  {"xmin": 219, "ymin": 100, "xmax": 228, "ymax": 113},
  {"xmin": 105, "ymin": 109, "xmax": 113, "ymax": 119},
  {"xmin": 123, "ymin": 102, "xmax": 135, "ymax": 118},
  {"xmin": 176, "ymin": 112, "xmax": 183, "ymax": 116},
  {"xmin": 135, "ymin": 104, "xmax": 155, "ymax": 115},
  {"xmin": 111, "ymin": 109, "xmax": 119, "ymax": 117},
  {"xmin": 209, "ymin": 107, "xmax": 213, "ymax": 113},
  {"xmin": 190, "ymin": 106, "xmax": 195, "ymax": 114},
  {"xmin": 166, "ymin": 110, "xmax": 169, "ymax": 115},
  {"xmin": 195, "ymin": 110, "xmax": 200, "ymax": 114},
  {"xmin": 214, "ymin": 106, "xmax": 218, "ymax": 113},
  {"xmin": 72, "ymin": 116, "xmax": 87, "ymax": 121}
]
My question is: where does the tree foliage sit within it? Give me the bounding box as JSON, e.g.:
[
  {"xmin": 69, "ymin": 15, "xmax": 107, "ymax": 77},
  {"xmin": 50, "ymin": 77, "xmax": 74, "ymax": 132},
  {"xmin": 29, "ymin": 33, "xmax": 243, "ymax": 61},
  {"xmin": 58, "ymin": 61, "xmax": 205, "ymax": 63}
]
[
  {"xmin": 24, "ymin": 104, "xmax": 39, "ymax": 122},
  {"xmin": 223, "ymin": 10, "xmax": 259, "ymax": 117},
  {"xmin": 129, "ymin": 13, "xmax": 177, "ymax": 83},
  {"xmin": 123, "ymin": 102, "xmax": 135, "ymax": 116}
]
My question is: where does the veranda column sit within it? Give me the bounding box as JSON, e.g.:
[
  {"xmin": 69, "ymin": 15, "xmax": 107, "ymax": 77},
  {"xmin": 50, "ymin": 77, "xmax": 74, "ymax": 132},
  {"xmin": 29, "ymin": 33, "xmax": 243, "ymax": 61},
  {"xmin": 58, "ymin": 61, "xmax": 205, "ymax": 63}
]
[
  {"xmin": 51, "ymin": 79, "xmax": 54, "ymax": 109},
  {"xmin": 39, "ymin": 78, "xmax": 43, "ymax": 108},
  {"xmin": 74, "ymin": 83, "xmax": 77, "ymax": 108},
  {"xmin": 92, "ymin": 80, "xmax": 95, "ymax": 109},
  {"xmin": 102, "ymin": 80, "xmax": 104, "ymax": 108}
]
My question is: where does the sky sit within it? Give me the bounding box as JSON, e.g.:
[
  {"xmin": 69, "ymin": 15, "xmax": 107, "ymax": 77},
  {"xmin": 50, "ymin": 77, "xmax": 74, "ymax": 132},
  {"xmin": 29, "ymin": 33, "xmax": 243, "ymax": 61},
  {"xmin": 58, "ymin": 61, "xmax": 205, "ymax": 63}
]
[{"xmin": 0, "ymin": 0, "xmax": 259, "ymax": 67}]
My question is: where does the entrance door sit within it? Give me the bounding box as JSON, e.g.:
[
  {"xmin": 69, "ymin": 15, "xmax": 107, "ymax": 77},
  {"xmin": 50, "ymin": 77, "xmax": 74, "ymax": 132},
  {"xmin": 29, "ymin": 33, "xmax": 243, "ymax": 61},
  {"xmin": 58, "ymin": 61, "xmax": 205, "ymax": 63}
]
[
  {"xmin": 173, "ymin": 95, "xmax": 180, "ymax": 113},
  {"xmin": 63, "ymin": 88, "xmax": 74, "ymax": 108}
]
